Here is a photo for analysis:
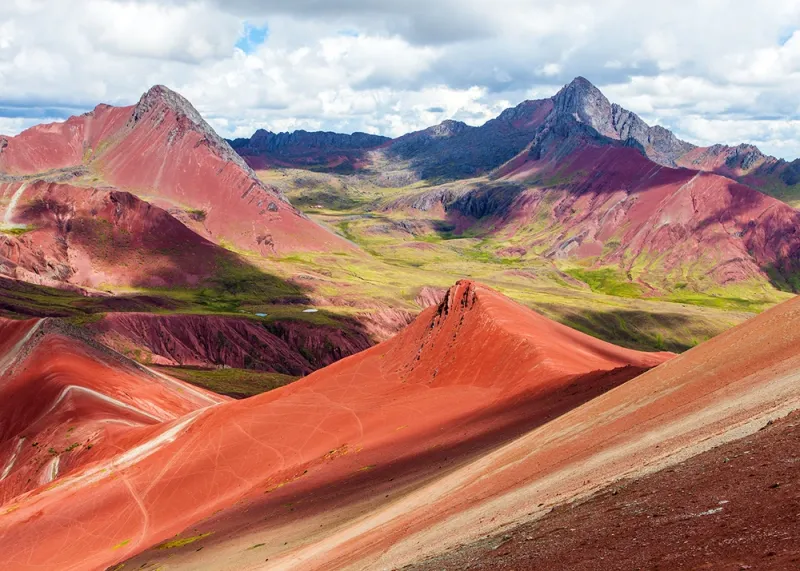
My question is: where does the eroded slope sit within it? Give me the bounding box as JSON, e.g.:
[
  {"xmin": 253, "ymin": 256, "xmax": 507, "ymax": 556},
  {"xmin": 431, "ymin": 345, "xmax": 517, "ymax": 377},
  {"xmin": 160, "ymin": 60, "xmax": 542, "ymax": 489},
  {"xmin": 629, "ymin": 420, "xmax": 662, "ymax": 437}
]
[
  {"xmin": 0, "ymin": 280, "xmax": 668, "ymax": 570},
  {"xmin": 0, "ymin": 86, "xmax": 352, "ymax": 256},
  {"xmin": 0, "ymin": 318, "xmax": 225, "ymax": 504}
]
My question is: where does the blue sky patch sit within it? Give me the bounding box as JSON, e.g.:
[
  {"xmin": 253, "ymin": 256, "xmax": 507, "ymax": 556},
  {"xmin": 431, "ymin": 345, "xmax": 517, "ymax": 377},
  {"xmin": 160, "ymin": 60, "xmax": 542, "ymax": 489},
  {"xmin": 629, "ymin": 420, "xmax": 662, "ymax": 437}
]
[
  {"xmin": 779, "ymin": 28, "xmax": 796, "ymax": 45},
  {"xmin": 236, "ymin": 23, "xmax": 269, "ymax": 54}
]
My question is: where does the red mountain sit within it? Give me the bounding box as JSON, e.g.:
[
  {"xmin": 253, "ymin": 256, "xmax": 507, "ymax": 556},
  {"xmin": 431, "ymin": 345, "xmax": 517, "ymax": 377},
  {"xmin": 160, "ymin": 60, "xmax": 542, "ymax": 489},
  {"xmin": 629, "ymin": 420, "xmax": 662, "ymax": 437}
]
[
  {"xmin": 0, "ymin": 317, "xmax": 225, "ymax": 504},
  {"xmin": 0, "ymin": 180, "xmax": 241, "ymax": 288},
  {"xmin": 0, "ymin": 86, "xmax": 352, "ymax": 258},
  {"xmin": 0, "ymin": 280, "xmax": 668, "ymax": 570}
]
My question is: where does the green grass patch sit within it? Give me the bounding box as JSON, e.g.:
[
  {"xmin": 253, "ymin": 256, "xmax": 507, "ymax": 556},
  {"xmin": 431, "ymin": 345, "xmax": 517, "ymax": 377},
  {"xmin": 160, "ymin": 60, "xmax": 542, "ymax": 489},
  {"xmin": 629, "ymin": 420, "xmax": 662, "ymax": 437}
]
[
  {"xmin": 0, "ymin": 225, "xmax": 35, "ymax": 236},
  {"xmin": 157, "ymin": 532, "xmax": 212, "ymax": 550},
  {"xmin": 565, "ymin": 268, "xmax": 645, "ymax": 298},
  {"xmin": 662, "ymin": 291, "xmax": 764, "ymax": 312},
  {"xmin": 154, "ymin": 366, "xmax": 299, "ymax": 398},
  {"xmin": 764, "ymin": 263, "xmax": 800, "ymax": 293}
]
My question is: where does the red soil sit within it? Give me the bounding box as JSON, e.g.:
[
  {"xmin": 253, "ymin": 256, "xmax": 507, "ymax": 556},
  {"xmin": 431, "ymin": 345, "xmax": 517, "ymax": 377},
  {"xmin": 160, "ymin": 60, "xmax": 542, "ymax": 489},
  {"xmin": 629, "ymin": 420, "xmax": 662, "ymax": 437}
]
[
  {"xmin": 500, "ymin": 145, "xmax": 800, "ymax": 283},
  {"xmin": 0, "ymin": 105, "xmax": 130, "ymax": 174},
  {"xmin": 0, "ymin": 86, "xmax": 352, "ymax": 256},
  {"xmin": 90, "ymin": 312, "xmax": 373, "ymax": 373},
  {"xmin": 0, "ymin": 180, "xmax": 235, "ymax": 288},
  {"xmin": 0, "ymin": 280, "xmax": 667, "ymax": 570},
  {"xmin": 0, "ymin": 318, "xmax": 225, "ymax": 505},
  {"xmin": 288, "ymin": 287, "xmax": 800, "ymax": 570},
  {"xmin": 409, "ymin": 409, "xmax": 800, "ymax": 571}
]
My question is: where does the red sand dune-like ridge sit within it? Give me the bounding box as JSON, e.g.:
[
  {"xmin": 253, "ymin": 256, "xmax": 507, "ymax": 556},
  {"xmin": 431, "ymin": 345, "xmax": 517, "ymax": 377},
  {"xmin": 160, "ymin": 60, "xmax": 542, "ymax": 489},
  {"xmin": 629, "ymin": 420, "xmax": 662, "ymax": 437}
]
[
  {"xmin": 113, "ymin": 282, "xmax": 800, "ymax": 570},
  {"xmin": 0, "ymin": 280, "xmax": 667, "ymax": 570},
  {"xmin": 292, "ymin": 290, "xmax": 800, "ymax": 570},
  {"xmin": 0, "ymin": 318, "xmax": 225, "ymax": 506}
]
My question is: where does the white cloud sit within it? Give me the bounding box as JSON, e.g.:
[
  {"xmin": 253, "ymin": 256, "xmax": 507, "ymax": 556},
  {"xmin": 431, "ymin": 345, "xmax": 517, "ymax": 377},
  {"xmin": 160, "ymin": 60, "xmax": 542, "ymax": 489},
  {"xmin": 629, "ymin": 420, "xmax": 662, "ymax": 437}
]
[
  {"xmin": 0, "ymin": 0, "xmax": 799, "ymax": 159},
  {"xmin": 675, "ymin": 116, "xmax": 800, "ymax": 159},
  {"xmin": 0, "ymin": 117, "xmax": 41, "ymax": 137}
]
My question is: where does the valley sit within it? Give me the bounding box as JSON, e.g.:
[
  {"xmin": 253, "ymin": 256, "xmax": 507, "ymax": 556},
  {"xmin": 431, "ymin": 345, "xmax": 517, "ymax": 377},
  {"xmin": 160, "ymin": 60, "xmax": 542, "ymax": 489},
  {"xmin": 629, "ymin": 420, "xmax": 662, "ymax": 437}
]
[{"xmin": 0, "ymin": 73, "xmax": 799, "ymax": 571}]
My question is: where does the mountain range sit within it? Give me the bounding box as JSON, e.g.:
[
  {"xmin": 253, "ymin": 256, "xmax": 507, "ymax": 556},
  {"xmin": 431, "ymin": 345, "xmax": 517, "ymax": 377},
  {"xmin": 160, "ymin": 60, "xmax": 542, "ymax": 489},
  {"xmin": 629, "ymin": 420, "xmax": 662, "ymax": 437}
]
[
  {"xmin": 234, "ymin": 77, "xmax": 800, "ymax": 295},
  {"xmin": 1, "ymin": 76, "xmax": 800, "ymax": 570},
  {"xmin": 231, "ymin": 76, "xmax": 800, "ymax": 201}
]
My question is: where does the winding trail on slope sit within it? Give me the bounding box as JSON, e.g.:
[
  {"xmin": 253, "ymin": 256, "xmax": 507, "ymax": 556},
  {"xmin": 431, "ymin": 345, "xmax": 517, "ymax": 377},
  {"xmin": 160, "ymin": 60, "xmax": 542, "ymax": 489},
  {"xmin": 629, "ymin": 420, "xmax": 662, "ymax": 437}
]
[
  {"xmin": 2, "ymin": 182, "xmax": 28, "ymax": 227},
  {"xmin": 0, "ymin": 318, "xmax": 42, "ymax": 376}
]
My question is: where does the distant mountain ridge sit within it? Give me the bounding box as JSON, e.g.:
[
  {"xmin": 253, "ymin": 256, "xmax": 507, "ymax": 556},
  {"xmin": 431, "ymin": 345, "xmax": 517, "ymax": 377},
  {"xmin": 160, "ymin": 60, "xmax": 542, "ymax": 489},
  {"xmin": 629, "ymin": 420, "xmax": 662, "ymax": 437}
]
[
  {"xmin": 229, "ymin": 128, "xmax": 390, "ymax": 171},
  {"xmin": 230, "ymin": 77, "xmax": 800, "ymax": 204}
]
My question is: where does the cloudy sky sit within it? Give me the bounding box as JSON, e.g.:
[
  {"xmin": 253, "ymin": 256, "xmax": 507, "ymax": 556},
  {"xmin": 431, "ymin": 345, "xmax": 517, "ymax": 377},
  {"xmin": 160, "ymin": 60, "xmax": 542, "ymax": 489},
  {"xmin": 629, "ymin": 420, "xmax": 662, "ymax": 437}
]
[{"xmin": 2, "ymin": 0, "xmax": 800, "ymax": 157}]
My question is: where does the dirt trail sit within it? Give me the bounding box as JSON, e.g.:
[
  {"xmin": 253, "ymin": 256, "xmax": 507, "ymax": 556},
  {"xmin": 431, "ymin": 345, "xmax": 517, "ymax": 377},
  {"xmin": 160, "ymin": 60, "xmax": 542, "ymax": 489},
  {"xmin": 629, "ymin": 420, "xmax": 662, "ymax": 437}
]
[{"xmin": 0, "ymin": 281, "xmax": 667, "ymax": 571}]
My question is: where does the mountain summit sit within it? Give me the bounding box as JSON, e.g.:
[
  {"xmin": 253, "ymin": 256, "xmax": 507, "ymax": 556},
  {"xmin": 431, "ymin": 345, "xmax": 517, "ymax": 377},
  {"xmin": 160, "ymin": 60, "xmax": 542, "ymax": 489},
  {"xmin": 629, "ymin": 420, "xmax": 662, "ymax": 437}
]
[
  {"xmin": 131, "ymin": 85, "xmax": 272, "ymax": 187},
  {"xmin": 0, "ymin": 85, "xmax": 353, "ymax": 265},
  {"xmin": 551, "ymin": 76, "xmax": 696, "ymax": 166}
]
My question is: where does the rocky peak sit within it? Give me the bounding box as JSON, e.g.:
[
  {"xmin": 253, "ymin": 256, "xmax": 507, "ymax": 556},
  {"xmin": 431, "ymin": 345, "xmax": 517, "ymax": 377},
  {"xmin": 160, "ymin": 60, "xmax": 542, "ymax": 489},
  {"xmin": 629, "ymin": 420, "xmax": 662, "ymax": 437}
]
[
  {"xmin": 130, "ymin": 85, "xmax": 287, "ymax": 200},
  {"xmin": 724, "ymin": 143, "xmax": 767, "ymax": 170},
  {"xmin": 425, "ymin": 119, "xmax": 469, "ymax": 138},
  {"xmin": 131, "ymin": 85, "xmax": 201, "ymax": 125},
  {"xmin": 431, "ymin": 279, "xmax": 479, "ymax": 324},
  {"xmin": 552, "ymin": 76, "xmax": 616, "ymax": 138},
  {"xmin": 549, "ymin": 77, "xmax": 696, "ymax": 166}
]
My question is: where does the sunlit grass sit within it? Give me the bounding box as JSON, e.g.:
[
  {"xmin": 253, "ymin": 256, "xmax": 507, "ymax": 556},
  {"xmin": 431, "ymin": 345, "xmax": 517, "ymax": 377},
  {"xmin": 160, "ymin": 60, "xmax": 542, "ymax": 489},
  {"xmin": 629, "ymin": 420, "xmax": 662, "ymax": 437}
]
[{"xmin": 154, "ymin": 366, "xmax": 299, "ymax": 398}]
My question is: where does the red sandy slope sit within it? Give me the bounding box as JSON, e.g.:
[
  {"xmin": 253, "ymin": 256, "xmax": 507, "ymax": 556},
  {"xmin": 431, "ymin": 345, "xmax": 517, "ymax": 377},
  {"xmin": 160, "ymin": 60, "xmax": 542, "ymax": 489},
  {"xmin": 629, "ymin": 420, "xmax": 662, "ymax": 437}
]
[
  {"xmin": 0, "ymin": 318, "xmax": 225, "ymax": 505},
  {"xmin": 0, "ymin": 280, "xmax": 667, "ymax": 570},
  {"xmin": 0, "ymin": 86, "xmax": 351, "ymax": 256},
  {"xmin": 286, "ymin": 288, "xmax": 800, "ymax": 570},
  {"xmin": 409, "ymin": 409, "xmax": 800, "ymax": 570}
]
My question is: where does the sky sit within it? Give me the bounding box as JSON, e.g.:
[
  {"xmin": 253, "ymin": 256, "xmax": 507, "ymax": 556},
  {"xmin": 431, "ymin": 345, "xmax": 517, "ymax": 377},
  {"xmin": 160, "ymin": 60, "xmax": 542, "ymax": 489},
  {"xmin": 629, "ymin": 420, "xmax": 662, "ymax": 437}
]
[{"xmin": 2, "ymin": 0, "xmax": 800, "ymax": 158}]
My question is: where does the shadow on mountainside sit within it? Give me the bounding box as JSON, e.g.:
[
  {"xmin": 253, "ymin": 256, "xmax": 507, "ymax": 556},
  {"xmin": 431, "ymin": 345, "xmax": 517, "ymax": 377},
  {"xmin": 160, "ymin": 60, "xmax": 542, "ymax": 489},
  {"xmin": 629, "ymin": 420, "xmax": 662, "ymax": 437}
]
[
  {"xmin": 546, "ymin": 305, "xmax": 709, "ymax": 353},
  {"xmin": 14, "ymin": 190, "xmax": 310, "ymax": 294},
  {"xmin": 119, "ymin": 363, "xmax": 654, "ymax": 569}
]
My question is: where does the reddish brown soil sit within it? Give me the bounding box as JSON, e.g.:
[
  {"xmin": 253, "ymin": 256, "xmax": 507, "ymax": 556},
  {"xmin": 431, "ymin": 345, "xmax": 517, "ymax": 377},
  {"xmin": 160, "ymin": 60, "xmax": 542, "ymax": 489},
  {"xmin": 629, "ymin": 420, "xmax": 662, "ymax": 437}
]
[
  {"xmin": 0, "ymin": 180, "xmax": 235, "ymax": 288},
  {"xmin": 0, "ymin": 318, "xmax": 225, "ymax": 503},
  {"xmin": 496, "ymin": 144, "xmax": 800, "ymax": 284},
  {"xmin": 90, "ymin": 312, "xmax": 373, "ymax": 373},
  {"xmin": 0, "ymin": 281, "xmax": 667, "ymax": 570},
  {"xmin": 408, "ymin": 410, "xmax": 800, "ymax": 571}
]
